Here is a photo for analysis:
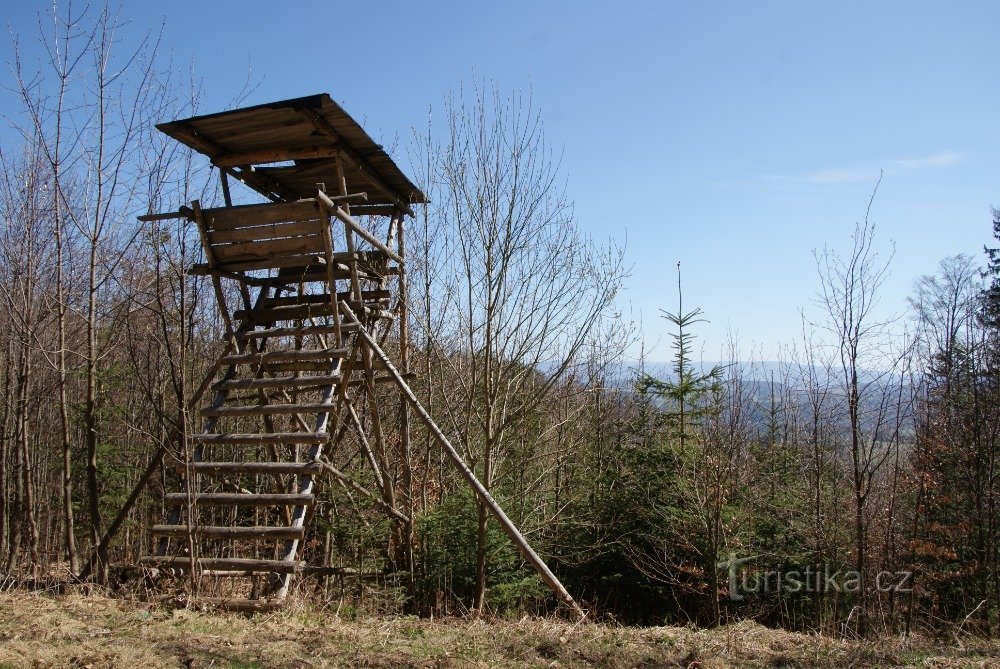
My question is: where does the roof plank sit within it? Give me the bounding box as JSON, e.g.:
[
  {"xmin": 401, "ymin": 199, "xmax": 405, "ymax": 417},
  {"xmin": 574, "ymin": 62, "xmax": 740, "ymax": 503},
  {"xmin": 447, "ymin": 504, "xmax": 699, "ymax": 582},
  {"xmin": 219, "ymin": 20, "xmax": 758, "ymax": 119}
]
[{"xmin": 157, "ymin": 94, "xmax": 423, "ymax": 212}]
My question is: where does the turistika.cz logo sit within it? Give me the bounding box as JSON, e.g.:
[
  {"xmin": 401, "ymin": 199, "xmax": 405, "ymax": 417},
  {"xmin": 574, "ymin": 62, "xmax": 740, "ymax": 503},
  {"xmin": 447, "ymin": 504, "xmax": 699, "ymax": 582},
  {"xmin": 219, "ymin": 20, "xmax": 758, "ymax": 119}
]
[{"xmin": 716, "ymin": 554, "xmax": 912, "ymax": 602}]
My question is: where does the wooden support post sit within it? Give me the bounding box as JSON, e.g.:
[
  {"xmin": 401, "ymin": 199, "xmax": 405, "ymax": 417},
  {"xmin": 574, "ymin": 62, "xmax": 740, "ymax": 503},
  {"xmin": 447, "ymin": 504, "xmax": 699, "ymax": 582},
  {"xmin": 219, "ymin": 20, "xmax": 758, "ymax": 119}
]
[
  {"xmin": 396, "ymin": 209, "xmax": 415, "ymax": 599},
  {"xmin": 220, "ymin": 170, "xmax": 233, "ymax": 208},
  {"xmin": 192, "ymin": 201, "xmax": 239, "ymax": 350},
  {"xmin": 317, "ymin": 198, "xmax": 344, "ymax": 348}
]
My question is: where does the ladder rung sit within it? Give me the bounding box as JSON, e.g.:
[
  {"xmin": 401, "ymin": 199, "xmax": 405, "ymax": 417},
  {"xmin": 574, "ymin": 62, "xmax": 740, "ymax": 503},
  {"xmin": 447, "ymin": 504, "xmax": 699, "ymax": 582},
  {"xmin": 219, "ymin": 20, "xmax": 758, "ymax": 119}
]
[
  {"xmin": 192, "ymin": 433, "xmax": 329, "ymax": 445},
  {"xmin": 263, "ymin": 290, "xmax": 391, "ymax": 307},
  {"xmin": 164, "ymin": 493, "xmax": 314, "ymax": 506},
  {"xmin": 221, "ymin": 348, "xmax": 348, "ymax": 365},
  {"xmin": 152, "ymin": 525, "xmax": 304, "ymax": 540},
  {"xmin": 217, "ymin": 374, "xmax": 341, "ymax": 390},
  {"xmin": 271, "ymin": 264, "xmax": 395, "ymax": 283},
  {"xmin": 203, "ymin": 403, "xmax": 335, "ymax": 418},
  {"xmin": 175, "ymin": 461, "xmax": 324, "ymax": 475},
  {"xmin": 238, "ymin": 323, "xmax": 359, "ymax": 340},
  {"xmin": 255, "ymin": 361, "xmax": 340, "ymax": 373},
  {"xmin": 217, "ymin": 255, "xmax": 327, "ymax": 274},
  {"xmin": 234, "ymin": 303, "xmax": 336, "ymax": 322},
  {"xmin": 234, "ymin": 300, "xmax": 370, "ymax": 324},
  {"xmin": 139, "ymin": 556, "xmax": 303, "ymax": 574}
]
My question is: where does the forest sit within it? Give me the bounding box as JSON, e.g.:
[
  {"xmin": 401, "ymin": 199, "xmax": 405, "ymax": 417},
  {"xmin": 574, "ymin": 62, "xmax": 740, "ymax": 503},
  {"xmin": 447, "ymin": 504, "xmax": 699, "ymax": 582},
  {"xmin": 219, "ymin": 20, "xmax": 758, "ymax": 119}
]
[{"xmin": 0, "ymin": 4, "xmax": 997, "ymax": 644}]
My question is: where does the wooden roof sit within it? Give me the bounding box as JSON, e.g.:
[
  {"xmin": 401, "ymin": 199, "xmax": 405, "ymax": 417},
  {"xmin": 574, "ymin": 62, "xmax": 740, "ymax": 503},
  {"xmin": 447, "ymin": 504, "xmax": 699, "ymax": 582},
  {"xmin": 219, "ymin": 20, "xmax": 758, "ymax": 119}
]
[{"xmin": 157, "ymin": 94, "xmax": 425, "ymax": 214}]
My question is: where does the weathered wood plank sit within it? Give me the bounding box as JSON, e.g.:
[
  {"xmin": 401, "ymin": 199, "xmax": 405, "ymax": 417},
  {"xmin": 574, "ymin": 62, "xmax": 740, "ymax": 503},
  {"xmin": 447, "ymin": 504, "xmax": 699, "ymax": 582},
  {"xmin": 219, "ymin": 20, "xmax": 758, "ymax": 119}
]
[
  {"xmin": 234, "ymin": 299, "xmax": 376, "ymax": 323},
  {"xmin": 174, "ymin": 461, "xmax": 324, "ymax": 475},
  {"xmin": 203, "ymin": 403, "xmax": 336, "ymax": 418},
  {"xmin": 237, "ymin": 323, "xmax": 359, "ymax": 340},
  {"xmin": 251, "ymin": 361, "xmax": 339, "ymax": 373},
  {"xmin": 191, "ymin": 432, "xmax": 329, "ymax": 445},
  {"xmin": 216, "ymin": 255, "xmax": 327, "ymax": 273},
  {"xmin": 221, "ymin": 348, "xmax": 348, "ymax": 365},
  {"xmin": 203, "ymin": 201, "xmax": 319, "ymax": 230},
  {"xmin": 209, "ymin": 219, "xmax": 323, "ymax": 244},
  {"xmin": 151, "ymin": 525, "xmax": 304, "ymax": 540},
  {"xmin": 164, "ymin": 493, "xmax": 314, "ymax": 506},
  {"xmin": 215, "ymin": 374, "xmax": 342, "ymax": 391},
  {"xmin": 316, "ymin": 191, "xmax": 404, "ymax": 263},
  {"xmin": 140, "ymin": 556, "xmax": 304, "ymax": 574},
  {"xmin": 263, "ymin": 290, "xmax": 390, "ymax": 307},
  {"xmin": 212, "ymin": 234, "xmax": 325, "ymax": 262},
  {"xmin": 211, "ymin": 145, "xmax": 342, "ymax": 168}
]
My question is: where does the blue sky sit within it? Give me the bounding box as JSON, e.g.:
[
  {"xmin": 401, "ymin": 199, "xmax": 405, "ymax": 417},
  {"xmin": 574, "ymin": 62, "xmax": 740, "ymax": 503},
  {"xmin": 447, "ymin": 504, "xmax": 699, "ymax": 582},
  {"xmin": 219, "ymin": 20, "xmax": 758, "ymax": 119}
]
[{"xmin": 3, "ymin": 1, "xmax": 997, "ymax": 361}]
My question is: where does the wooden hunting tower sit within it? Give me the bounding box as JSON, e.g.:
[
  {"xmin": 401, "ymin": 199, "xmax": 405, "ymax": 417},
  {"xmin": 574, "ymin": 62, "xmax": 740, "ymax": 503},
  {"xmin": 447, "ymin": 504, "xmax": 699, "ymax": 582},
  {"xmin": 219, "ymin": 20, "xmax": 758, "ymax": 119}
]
[{"xmin": 139, "ymin": 94, "xmax": 583, "ymax": 616}]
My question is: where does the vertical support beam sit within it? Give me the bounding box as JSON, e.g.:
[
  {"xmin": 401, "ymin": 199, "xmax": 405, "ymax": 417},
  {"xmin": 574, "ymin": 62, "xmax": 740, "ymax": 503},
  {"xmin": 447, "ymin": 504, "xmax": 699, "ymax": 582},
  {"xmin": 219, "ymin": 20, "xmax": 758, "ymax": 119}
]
[
  {"xmin": 220, "ymin": 170, "xmax": 233, "ymax": 208},
  {"xmin": 316, "ymin": 196, "xmax": 343, "ymax": 348},
  {"xmin": 396, "ymin": 209, "xmax": 415, "ymax": 595},
  {"xmin": 334, "ymin": 157, "xmax": 364, "ymax": 306},
  {"xmin": 191, "ymin": 201, "xmax": 238, "ymax": 350}
]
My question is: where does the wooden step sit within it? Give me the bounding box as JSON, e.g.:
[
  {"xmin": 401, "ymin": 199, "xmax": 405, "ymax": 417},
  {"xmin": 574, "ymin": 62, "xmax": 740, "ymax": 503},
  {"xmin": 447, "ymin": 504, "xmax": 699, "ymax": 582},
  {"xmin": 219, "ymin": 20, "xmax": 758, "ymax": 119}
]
[
  {"xmin": 263, "ymin": 290, "xmax": 391, "ymax": 307},
  {"xmin": 208, "ymin": 219, "xmax": 322, "ymax": 245},
  {"xmin": 225, "ymin": 392, "xmax": 327, "ymax": 404},
  {"xmin": 234, "ymin": 300, "xmax": 373, "ymax": 324},
  {"xmin": 271, "ymin": 264, "xmax": 396, "ymax": 284},
  {"xmin": 216, "ymin": 374, "xmax": 341, "ymax": 391},
  {"xmin": 203, "ymin": 200, "xmax": 320, "ymax": 231},
  {"xmin": 164, "ymin": 493, "xmax": 314, "ymax": 507},
  {"xmin": 231, "ymin": 303, "xmax": 339, "ymax": 323},
  {"xmin": 235, "ymin": 302, "xmax": 337, "ymax": 323},
  {"xmin": 221, "ymin": 348, "xmax": 349, "ymax": 365},
  {"xmin": 203, "ymin": 402, "xmax": 335, "ymax": 418},
  {"xmin": 174, "ymin": 461, "xmax": 324, "ymax": 475},
  {"xmin": 211, "ymin": 234, "xmax": 326, "ymax": 263},
  {"xmin": 216, "ymin": 254, "xmax": 327, "ymax": 274},
  {"xmin": 237, "ymin": 322, "xmax": 359, "ymax": 340},
  {"xmin": 192, "ymin": 432, "xmax": 329, "ymax": 445},
  {"xmin": 254, "ymin": 361, "xmax": 343, "ymax": 373},
  {"xmin": 140, "ymin": 556, "xmax": 304, "ymax": 574},
  {"xmin": 152, "ymin": 525, "xmax": 304, "ymax": 540}
]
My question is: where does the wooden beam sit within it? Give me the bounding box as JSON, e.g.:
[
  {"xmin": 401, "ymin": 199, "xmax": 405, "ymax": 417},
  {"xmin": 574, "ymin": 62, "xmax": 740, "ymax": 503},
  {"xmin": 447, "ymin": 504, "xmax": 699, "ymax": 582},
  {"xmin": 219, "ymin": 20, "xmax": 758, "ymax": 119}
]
[
  {"xmin": 298, "ymin": 108, "xmax": 414, "ymax": 216},
  {"xmin": 225, "ymin": 166, "xmax": 297, "ymax": 202},
  {"xmin": 167, "ymin": 123, "xmax": 299, "ymax": 202},
  {"xmin": 316, "ymin": 191, "xmax": 404, "ymax": 264},
  {"xmin": 140, "ymin": 557, "xmax": 304, "ymax": 574},
  {"xmin": 137, "ymin": 206, "xmax": 195, "ymax": 222},
  {"xmin": 212, "ymin": 145, "xmax": 344, "ymax": 168},
  {"xmin": 152, "ymin": 525, "xmax": 304, "ymax": 540}
]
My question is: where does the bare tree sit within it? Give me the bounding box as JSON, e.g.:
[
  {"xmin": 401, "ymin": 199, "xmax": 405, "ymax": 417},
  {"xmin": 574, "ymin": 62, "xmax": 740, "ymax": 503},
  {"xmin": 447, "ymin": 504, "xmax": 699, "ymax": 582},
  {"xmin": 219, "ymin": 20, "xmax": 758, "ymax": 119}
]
[
  {"xmin": 426, "ymin": 83, "xmax": 627, "ymax": 612},
  {"xmin": 813, "ymin": 187, "xmax": 909, "ymax": 636}
]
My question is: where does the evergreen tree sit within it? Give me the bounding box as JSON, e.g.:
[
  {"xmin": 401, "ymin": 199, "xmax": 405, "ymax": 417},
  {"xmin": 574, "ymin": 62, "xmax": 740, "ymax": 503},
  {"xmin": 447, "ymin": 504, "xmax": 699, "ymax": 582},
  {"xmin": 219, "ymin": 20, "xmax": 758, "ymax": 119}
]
[
  {"xmin": 981, "ymin": 208, "xmax": 1000, "ymax": 328},
  {"xmin": 640, "ymin": 262, "xmax": 723, "ymax": 446}
]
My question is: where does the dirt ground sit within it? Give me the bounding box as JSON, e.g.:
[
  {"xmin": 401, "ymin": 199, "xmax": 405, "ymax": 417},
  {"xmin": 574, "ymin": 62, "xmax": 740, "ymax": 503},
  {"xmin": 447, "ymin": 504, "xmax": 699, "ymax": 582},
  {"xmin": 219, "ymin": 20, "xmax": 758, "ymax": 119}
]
[{"xmin": 0, "ymin": 591, "xmax": 997, "ymax": 668}]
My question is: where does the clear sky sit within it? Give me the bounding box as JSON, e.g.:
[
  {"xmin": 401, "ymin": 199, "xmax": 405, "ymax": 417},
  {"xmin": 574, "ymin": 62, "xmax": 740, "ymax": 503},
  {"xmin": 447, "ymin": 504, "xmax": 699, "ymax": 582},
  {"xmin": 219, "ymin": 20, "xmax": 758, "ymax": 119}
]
[{"xmin": 3, "ymin": 1, "xmax": 998, "ymax": 361}]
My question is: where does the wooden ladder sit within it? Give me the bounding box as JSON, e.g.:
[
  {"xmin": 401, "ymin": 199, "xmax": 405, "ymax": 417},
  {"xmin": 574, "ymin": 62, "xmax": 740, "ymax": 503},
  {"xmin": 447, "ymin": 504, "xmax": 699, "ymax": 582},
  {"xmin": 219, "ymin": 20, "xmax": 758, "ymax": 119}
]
[
  {"xmin": 140, "ymin": 196, "xmax": 390, "ymax": 611},
  {"xmin": 139, "ymin": 191, "xmax": 587, "ymax": 618}
]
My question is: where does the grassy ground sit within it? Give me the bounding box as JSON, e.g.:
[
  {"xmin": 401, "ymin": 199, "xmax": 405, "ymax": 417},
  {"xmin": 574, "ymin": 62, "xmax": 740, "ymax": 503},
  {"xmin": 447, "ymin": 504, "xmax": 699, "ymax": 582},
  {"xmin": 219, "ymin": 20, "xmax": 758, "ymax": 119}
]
[{"xmin": 0, "ymin": 591, "xmax": 997, "ymax": 668}]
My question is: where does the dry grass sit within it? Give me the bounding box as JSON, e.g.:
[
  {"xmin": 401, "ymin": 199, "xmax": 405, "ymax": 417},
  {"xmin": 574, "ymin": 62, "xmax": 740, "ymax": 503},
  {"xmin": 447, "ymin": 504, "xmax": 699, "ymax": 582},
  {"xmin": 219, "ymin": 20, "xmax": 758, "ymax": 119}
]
[{"xmin": 0, "ymin": 591, "xmax": 997, "ymax": 668}]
